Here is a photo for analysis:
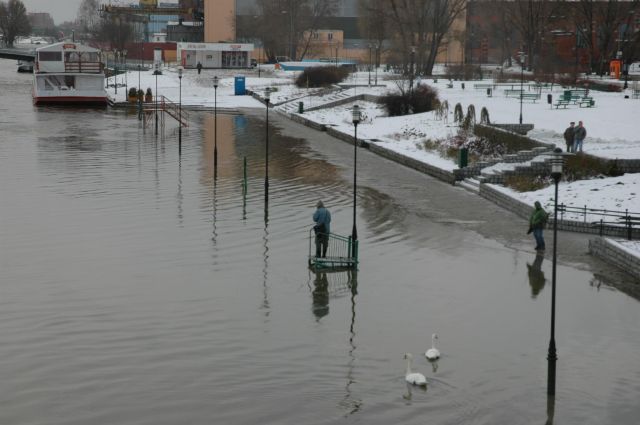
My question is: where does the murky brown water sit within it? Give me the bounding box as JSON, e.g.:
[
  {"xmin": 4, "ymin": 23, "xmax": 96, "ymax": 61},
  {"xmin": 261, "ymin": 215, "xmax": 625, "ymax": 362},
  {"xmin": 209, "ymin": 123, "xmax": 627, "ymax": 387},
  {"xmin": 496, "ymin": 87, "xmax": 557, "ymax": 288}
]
[{"xmin": 1, "ymin": 59, "xmax": 639, "ymax": 425}]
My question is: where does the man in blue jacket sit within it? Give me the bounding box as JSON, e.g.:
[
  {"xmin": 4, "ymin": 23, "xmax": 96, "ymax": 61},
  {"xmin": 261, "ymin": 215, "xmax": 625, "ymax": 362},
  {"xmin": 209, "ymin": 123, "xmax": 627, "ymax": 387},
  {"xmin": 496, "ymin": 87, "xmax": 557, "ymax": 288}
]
[{"xmin": 313, "ymin": 200, "xmax": 331, "ymax": 257}]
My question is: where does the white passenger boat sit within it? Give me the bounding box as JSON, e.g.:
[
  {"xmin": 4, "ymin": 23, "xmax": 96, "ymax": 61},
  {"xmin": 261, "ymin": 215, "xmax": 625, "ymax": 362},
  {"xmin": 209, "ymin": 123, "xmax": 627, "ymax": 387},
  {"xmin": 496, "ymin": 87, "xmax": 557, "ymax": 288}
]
[{"xmin": 32, "ymin": 42, "xmax": 108, "ymax": 106}]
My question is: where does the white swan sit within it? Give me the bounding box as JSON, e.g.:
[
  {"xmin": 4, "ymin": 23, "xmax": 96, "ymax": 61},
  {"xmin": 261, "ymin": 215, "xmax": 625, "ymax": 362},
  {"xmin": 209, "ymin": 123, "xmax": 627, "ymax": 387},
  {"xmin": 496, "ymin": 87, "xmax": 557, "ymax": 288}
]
[
  {"xmin": 404, "ymin": 353, "xmax": 427, "ymax": 387},
  {"xmin": 425, "ymin": 333, "xmax": 440, "ymax": 361}
]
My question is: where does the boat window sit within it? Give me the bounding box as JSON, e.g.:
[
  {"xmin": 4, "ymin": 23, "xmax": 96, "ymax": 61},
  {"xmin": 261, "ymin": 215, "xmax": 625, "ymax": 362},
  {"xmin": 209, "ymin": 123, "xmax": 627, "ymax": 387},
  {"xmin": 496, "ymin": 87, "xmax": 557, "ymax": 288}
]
[
  {"xmin": 65, "ymin": 52, "xmax": 80, "ymax": 62},
  {"xmin": 39, "ymin": 52, "xmax": 62, "ymax": 61}
]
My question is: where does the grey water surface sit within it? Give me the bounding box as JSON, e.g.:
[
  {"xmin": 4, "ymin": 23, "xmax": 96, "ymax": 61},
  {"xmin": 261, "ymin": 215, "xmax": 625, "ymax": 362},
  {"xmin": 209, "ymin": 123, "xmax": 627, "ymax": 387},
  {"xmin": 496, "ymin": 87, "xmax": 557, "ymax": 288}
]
[{"xmin": 1, "ymin": 60, "xmax": 639, "ymax": 425}]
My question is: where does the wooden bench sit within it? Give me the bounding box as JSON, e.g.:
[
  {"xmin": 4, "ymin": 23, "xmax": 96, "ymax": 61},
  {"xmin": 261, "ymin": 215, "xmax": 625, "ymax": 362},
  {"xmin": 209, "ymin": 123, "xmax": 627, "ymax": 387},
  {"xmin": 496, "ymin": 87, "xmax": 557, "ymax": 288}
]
[
  {"xmin": 579, "ymin": 97, "xmax": 595, "ymax": 107},
  {"xmin": 473, "ymin": 83, "xmax": 493, "ymax": 90},
  {"xmin": 554, "ymin": 99, "xmax": 570, "ymax": 109}
]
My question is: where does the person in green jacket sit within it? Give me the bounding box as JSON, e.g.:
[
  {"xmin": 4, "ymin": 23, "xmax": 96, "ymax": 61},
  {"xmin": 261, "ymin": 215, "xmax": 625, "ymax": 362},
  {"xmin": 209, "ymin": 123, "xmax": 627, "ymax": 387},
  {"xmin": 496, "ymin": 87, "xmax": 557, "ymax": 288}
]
[{"xmin": 529, "ymin": 201, "xmax": 549, "ymax": 251}]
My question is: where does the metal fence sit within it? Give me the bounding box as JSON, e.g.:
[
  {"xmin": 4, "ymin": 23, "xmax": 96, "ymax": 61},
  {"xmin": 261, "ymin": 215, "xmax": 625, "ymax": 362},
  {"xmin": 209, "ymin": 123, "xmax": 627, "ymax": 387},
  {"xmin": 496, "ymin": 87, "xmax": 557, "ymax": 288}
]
[
  {"xmin": 308, "ymin": 229, "xmax": 358, "ymax": 270},
  {"xmin": 557, "ymin": 204, "xmax": 640, "ymax": 240}
]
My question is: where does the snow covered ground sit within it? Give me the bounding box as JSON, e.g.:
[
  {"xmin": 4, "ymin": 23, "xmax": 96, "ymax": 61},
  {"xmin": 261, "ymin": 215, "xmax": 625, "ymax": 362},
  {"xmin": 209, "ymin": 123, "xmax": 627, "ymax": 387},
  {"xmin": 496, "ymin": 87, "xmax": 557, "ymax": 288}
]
[{"xmin": 109, "ymin": 65, "xmax": 640, "ymax": 260}]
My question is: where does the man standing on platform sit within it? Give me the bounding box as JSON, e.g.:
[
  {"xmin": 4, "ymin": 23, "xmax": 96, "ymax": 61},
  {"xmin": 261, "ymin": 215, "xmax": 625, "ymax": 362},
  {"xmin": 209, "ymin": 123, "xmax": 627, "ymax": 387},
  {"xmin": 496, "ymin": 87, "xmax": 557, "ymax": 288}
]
[{"xmin": 313, "ymin": 201, "xmax": 331, "ymax": 258}]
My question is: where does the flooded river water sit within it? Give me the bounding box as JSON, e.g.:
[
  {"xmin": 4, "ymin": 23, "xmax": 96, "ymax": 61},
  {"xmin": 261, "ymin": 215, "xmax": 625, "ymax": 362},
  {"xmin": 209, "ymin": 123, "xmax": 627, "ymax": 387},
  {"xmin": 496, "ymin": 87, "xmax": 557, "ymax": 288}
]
[{"xmin": 1, "ymin": 60, "xmax": 639, "ymax": 425}]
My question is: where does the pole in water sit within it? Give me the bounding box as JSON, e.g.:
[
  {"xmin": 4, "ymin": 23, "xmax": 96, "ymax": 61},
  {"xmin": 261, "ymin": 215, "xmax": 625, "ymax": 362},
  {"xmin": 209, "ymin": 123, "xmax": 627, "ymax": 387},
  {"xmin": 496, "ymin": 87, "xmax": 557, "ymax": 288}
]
[{"xmin": 243, "ymin": 157, "xmax": 248, "ymax": 194}]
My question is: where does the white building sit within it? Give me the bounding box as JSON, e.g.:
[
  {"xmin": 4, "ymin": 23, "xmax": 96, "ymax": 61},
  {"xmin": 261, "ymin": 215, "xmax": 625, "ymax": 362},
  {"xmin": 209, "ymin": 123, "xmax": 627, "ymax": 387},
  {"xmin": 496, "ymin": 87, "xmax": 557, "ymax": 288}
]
[{"xmin": 177, "ymin": 42, "xmax": 254, "ymax": 69}]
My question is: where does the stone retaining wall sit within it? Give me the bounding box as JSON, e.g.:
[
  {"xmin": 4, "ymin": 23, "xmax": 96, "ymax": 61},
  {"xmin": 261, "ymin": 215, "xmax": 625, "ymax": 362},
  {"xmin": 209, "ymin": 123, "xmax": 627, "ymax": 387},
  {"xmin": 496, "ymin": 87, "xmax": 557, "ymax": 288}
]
[
  {"xmin": 304, "ymin": 94, "xmax": 379, "ymax": 113},
  {"xmin": 479, "ymin": 183, "xmax": 640, "ymax": 238},
  {"xmin": 589, "ymin": 238, "xmax": 640, "ymax": 279}
]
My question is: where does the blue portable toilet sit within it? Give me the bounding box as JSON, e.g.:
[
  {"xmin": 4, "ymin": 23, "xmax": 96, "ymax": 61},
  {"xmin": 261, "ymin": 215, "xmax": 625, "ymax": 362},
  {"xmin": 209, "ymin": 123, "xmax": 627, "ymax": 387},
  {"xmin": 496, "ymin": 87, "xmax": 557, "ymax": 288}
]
[{"xmin": 234, "ymin": 75, "xmax": 246, "ymax": 95}]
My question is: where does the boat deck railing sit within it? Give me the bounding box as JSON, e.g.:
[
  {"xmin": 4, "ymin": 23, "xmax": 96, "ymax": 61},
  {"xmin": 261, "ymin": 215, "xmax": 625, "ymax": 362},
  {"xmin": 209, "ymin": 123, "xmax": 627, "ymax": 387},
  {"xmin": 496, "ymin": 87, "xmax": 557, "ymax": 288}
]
[
  {"xmin": 308, "ymin": 229, "xmax": 358, "ymax": 270},
  {"xmin": 64, "ymin": 61, "xmax": 103, "ymax": 73}
]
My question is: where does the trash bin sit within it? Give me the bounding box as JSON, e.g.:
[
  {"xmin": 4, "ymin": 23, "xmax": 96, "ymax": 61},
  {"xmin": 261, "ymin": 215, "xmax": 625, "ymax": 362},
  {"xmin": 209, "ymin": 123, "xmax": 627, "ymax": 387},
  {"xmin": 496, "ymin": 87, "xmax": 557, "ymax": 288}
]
[
  {"xmin": 234, "ymin": 75, "xmax": 246, "ymax": 95},
  {"xmin": 458, "ymin": 147, "xmax": 469, "ymax": 168},
  {"xmin": 298, "ymin": 101, "xmax": 304, "ymax": 114},
  {"xmin": 487, "ymin": 88, "xmax": 492, "ymax": 97},
  {"xmin": 547, "ymin": 94, "xmax": 552, "ymax": 104},
  {"xmin": 461, "ymin": 82, "xmax": 465, "ymax": 90}
]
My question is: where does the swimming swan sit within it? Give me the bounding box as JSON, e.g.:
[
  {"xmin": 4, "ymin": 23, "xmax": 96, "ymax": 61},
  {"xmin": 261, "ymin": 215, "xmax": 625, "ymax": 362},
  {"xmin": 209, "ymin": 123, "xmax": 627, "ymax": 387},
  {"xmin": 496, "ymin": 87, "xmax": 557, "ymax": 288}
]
[
  {"xmin": 425, "ymin": 333, "xmax": 440, "ymax": 361},
  {"xmin": 404, "ymin": 353, "xmax": 427, "ymax": 387}
]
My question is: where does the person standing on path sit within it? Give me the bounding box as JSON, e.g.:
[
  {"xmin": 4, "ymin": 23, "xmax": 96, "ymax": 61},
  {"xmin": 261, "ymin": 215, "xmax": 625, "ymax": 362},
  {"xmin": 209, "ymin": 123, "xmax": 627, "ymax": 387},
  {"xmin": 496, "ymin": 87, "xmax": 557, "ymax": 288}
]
[
  {"xmin": 197, "ymin": 61, "xmax": 203, "ymax": 75},
  {"xmin": 563, "ymin": 122, "xmax": 575, "ymax": 152},
  {"xmin": 574, "ymin": 121, "xmax": 587, "ymax": 153},
  {"xmin": 313, "ymin": 201, "xmax": 331, "ymax": 258},
  {"xmin": 528, "ymin": 201, "xmax": 549, "ymax": 251}
]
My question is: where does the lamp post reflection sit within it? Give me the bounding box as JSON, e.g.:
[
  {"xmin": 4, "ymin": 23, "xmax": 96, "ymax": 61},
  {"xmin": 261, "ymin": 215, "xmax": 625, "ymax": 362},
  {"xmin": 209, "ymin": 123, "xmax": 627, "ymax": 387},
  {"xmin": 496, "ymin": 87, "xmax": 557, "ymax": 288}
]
[{"xmin": 178, "ymin": 66, "xmax": 183, "ymax": 154}]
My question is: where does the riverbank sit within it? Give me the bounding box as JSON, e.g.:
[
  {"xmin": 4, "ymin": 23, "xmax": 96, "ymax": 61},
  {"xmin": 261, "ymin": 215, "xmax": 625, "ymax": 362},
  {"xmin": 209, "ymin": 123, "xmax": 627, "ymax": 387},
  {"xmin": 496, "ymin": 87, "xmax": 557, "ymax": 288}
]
[{"xmin": 108, "ymin": 66, "xmax": 640, "ymax": 280}]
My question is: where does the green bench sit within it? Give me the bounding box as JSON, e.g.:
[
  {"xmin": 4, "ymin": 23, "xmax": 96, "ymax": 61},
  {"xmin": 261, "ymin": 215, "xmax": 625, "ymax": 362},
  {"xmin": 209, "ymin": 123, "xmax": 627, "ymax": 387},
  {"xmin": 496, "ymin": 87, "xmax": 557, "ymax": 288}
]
[
  {"xmin": 554, "ymin": 99, "xmax": 570, "ymax": 109},
  {"xmin": 519, "ymin": 93, "xmax": 540, "ymax": 102},
  {"xmin": 473, "ymin": 83, "xmax": 493, "ymax": 90},
  {"xmin": 579, "ymin": 97, "xmax": 595, "ymax": 107},
  {"xmin": 632, "ymin": 89, "xmax": 640, "ymax": 99},
  {"xmin": 505, "ymin": 89, "xmax": 524, "ymax": 97}
]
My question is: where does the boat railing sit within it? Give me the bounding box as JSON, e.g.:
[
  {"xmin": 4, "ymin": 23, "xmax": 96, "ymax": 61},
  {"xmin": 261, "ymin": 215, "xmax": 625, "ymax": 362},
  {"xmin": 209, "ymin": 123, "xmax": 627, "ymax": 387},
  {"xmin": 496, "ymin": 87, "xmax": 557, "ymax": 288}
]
[
  {"xmin": 308, "ymin": 229, "xmax": 358, "ymax": 270},
  {"xmin": 64, "ymin": 61, "xmax": 103, "ymax": 73}
]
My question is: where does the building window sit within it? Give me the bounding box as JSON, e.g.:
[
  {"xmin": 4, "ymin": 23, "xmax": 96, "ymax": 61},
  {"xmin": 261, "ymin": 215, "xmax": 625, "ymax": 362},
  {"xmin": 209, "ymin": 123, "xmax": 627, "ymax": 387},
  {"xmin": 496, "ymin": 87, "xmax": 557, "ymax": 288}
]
[{"xmin": 328, "ymin": 33, "xmax": 333, "ymax": 41}]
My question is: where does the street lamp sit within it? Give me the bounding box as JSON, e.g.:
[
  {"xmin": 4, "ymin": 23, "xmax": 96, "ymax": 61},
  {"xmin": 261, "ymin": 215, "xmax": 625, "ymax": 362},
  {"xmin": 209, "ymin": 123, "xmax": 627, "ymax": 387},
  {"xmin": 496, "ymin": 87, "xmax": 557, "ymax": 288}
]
[
  {"xmin": 213, "ymin": 75, "xmax": 219, "ymax": 176},
  {"xmin": 351, "ymin": 104, "xmax": 361, "ymax": 257},
  {"xmin": 178, "ymin": 66, "xmax": 183, "ymax": 153},
  {"xmin": 547, "ymin": 147, "xmax": 564, "ymax": 396},
  {"xmin": 123, "ymin": 49, "xmax": 128, "ymax": 90},
  {"xmin": 410, "ymin": 46, "xmax": 416, "ymax": 95},
  {"xmin": 264, "ymin": 88, "xmax": 271, "ymax": 201},
  {"xmin": 374, "ymin": 43, "xmax": 380, "ymax": 86},
  {"xmin": 138, "ymin": 63, "xmax": 142, "ymax": 121},
  {"xmin": 368, "ymin": 43, "xmax": 372, "ymax": 87},
  {"xmin": 519, "ymin": 51, "xmax": 525, "ymax": 125},
  {"xmin": 114, "ymin": 50, "xmax": 119, "ymax": 96},
  {"xmin": 155, "ymin": 67, "xmax": 159, "ymax": 135}
]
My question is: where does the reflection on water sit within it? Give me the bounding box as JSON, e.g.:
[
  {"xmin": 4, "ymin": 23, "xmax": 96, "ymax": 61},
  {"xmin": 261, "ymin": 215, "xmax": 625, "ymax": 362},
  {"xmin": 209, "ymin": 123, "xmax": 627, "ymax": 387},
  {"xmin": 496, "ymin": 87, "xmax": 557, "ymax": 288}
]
[
  {"xmin": 527, "ymin": 253, "xmax": 547, "ymax": 298},
  {"xmin": 546, "ymin": 394, "xmax": 556, "ymax": 425},
  {"xmin": 311, "ymin": 272, "xmax": 330, "ymax": 320}
]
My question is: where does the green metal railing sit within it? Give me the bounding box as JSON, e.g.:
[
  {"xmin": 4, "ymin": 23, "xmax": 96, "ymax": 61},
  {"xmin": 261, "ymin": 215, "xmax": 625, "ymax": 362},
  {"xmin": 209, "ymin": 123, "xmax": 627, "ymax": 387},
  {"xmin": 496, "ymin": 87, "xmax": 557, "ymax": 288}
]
[{"xmin": 308, "ymin": 229, "xmax": 358, "ymax": 270}]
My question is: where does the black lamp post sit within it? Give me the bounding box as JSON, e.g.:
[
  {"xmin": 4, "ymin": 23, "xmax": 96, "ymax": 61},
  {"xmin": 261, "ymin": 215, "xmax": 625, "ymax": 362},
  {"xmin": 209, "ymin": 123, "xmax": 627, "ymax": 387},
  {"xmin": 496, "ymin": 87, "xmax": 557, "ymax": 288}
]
[
  {"xmin": 155, "ymin": 68, "xmax": 159, "ymax": 135},
  {"xmin": 213, "ymin": 75, "xmax": 219, "ymax": 175},
  {"xmin": 264, "ymin": 88, "xmax": 271, "ymax": 201},
  {"xmin": 410, "ymin": 46, "xmax": 416, "ymax": 95},
  {"xmin": 368, "ymin": 43, "xmax": 372, "ymax": 87},
  {"xmin": 114, "ymin": 50, "xmax": 119, "ymax": 96},
  {"xmin": 547, "ymin": 147, "xmax": 564, "ymax": 396},
  {"xmin": 351, "ymin": 105, "xmax": 361, "ymax": 257},
  {"xmin": 519, "ymin": 51, "xmax": 525, "ymax": 125},
  {"xmin": 178, "ymin": 66, "xmax": 183, "ymax": 153},
  {"xmin": 123, "ymin": 49, "xmax": 128, "ymax": 90},
  {"xmin": 138, "ymin": 63, "xmax": 142, "ymax": 121},
  {"xmin": 374, "ymin": 43, "xmax": 379, "ymax": 86}
]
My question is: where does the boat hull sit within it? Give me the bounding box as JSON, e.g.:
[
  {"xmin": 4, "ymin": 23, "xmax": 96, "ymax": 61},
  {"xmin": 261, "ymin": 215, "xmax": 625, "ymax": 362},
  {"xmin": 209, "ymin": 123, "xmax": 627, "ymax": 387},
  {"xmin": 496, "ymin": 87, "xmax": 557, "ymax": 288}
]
[{"xmin": 33, "ymin": 95, "xmax": 109, "ymax": 106}]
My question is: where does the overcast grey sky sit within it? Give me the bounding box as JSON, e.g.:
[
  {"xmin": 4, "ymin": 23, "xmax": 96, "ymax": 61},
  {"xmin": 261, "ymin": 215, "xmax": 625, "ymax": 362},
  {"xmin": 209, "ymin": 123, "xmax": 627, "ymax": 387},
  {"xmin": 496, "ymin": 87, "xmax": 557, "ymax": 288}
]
[{"xmin": 22, "ymin": 0, "xmax": 84, "ymax": 24}]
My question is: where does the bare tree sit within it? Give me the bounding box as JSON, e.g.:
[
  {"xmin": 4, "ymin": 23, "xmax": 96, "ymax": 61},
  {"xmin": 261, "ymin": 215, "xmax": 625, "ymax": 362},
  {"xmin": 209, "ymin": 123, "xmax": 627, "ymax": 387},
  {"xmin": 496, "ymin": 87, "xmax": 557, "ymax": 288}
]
[
  {"xmin": 358, "ymin": 0, "xmax": 388, "ymax": 66},
  {"xmin": 76, "ymin": 0, "xmax": 102, "ymax": 35},
  {"xmin": 506, "ymin": 0, "xmax": 559, "ymax": 71},
  {"xmin": 252, "ymin": 0, "xmax": 339, "ymax": 62},
  {"xmin": 0, "ymin": 0, "xmax": 31, "ymax": 47},
  {"xmin": 96, "ymin": 16, "xmax": 135, "ymax": 51},
  {"xmin": 388, "ymin": 0, "xmax": 466, "ymax": 76}
]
